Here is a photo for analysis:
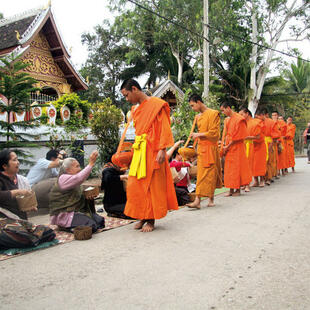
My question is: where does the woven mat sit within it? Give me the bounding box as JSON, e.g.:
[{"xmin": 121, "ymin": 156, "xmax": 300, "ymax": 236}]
[{"xmin": 0, "ymin": 216, "xmax": 135, "ymax": 261}]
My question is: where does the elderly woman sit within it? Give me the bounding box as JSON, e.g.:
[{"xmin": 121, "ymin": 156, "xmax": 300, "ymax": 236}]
[{"xmin": 49, "ymin": 150, "xmax": 104, "ymax": 232}]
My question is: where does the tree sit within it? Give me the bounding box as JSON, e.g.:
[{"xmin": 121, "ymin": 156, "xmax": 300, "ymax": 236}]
[
  {"xmin": 109, "ymin": 0, "xmax": 202, "ymax": 86},
  {"xmin": 0, "ymin": 54, "xmax": 40, "ymax": 167},
  {"xmin": 90, "ymin": 98, "xmax": 123, "ymax": 164},
  {"xmin": 247, "ymin": 0, "xmax": 310, "ymax": 115},
  {"xmin": 80, "ymin": 21, "xmax": 129, "ymax": 105}
]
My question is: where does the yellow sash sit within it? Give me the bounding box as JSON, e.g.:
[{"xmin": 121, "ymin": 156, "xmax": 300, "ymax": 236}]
[
  {"xmin": 245, "ymin": 139, "xmax": 253, "ymax": 158},
  {"xmin": 129, "ymin": 134, "xmax": 147, "ymax": 179},
  {"xmin": 264, "ymin": 136, "xmax": 272, "ymax": 161}
]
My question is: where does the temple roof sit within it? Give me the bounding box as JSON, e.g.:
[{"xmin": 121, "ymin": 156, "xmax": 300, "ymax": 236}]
[
  {"xmin": 0, "ymin": 6, "xmax": 88, "ymax": 91},
  {"xmin": 147, "ymin": 79, "xmax": 184, "ymax": 100}
]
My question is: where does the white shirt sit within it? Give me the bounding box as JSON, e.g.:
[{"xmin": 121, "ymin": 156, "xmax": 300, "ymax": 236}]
[{"xmin": 27, "ymin": 158, "xmax": 58, "ymax": 186}]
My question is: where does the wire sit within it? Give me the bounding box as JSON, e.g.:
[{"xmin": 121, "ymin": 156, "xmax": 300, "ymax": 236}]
[
  {"xmin": 127, "ymin": 0, "xmax": 209, "ymax": 42},
  {"xmin": 127, "ymin": 0, "xmax": 310, "ymax": 63}
]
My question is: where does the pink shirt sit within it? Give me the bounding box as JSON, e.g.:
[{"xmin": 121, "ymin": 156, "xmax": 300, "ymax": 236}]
[{"xmin": 50, "ymin": 165, "xmax": 93, "ymax": 227}]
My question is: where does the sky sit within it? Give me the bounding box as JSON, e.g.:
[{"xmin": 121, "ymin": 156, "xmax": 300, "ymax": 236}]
[{"xmin": 1, "ymin": 0, "xmax": 309, "ymax": 73}]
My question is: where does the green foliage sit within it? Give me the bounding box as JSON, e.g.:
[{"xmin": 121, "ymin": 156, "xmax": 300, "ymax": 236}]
[
  {"xmin": 52, "ymin": 93, "xmax": 91, "ymax": 131},
  {"xmin": 80, "ymin": 21, "xmax": 129, "ymax": 107},
  {"xmin": 172, "ymin": 89, "xmax": 196, "ymax": 142},
  {"xmin": 90, "ymin": 98, "xmax": 123, "ymax": 164},
  {"xmin": 0, "ymin": 54, "xmax": 40, "ymax": 167}
]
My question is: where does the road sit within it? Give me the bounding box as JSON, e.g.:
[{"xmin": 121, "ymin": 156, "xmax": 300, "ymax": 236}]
[{"xmin": 1, "ymin": 158, "xmax": 310, "ymax": 310}]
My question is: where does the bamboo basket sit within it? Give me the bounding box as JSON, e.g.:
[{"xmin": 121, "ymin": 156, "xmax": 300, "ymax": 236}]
[
  {"xmin": 16, "ymin": 191, "xmax": 38, "ymax": 212},
  {"xmin": 178, "ymin": 115, "xmax": 198, "ymax": 161},
  {"xmin": 83, "ymin": 186, "xmax": 99, "ymax": 199},
  {"xmin": 73, "ymin": 226, "xmax": 92, "ymax": 240}
]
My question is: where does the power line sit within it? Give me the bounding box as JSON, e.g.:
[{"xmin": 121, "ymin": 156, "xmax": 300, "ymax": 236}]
[
  {"xmin": 127, "ymin": 0, "xmax": 209, "ymax": 41},
  {"xmin": 205, "ymin": 23, "xmax": 310, "ymax": 63},
  {"xmin": 127, "ymin": 0, "xmax": 310, "ymax": 63}
]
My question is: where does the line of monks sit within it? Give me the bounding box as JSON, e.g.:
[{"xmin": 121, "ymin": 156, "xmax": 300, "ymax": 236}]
[
  {"xmin": 119, "ymin": 79, "xmax": 296, "ymax": 232},
  {"xmin": 186, "ymin": 95, "xmax": 296, "ymax": 209}
]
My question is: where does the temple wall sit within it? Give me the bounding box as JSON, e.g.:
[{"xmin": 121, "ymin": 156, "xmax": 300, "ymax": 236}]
[{"xmin": 21, "ymin": 31, "xmax": 72, "ymax": 96}]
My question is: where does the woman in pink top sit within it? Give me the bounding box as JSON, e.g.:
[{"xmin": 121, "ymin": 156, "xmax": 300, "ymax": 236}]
[{"xmin": 49, "ymin": 150, "xmax": 104, "ymax": 232}]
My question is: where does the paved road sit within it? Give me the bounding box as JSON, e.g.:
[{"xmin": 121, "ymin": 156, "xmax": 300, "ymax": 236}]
[{"xmin": 1, "ymin": 158, "xmax": 310, "ymax": 310}]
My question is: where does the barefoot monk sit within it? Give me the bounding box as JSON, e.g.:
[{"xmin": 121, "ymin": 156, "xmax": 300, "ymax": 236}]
[
  {"xmin": 186, "ymin": 94, "xmax": 222, "ymax": 209},
  {"xmin": 220, "ymin": 102, "xmax": 252, "ymax": 196},
  {"xmin": 120, "ymin": 79, "xmax": 178, "ymax": 232}
]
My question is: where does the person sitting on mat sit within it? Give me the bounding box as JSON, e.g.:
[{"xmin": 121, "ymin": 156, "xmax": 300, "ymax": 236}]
[
  {"xmin": 101, "ymin": 162, "xmax": 130, "ymax": 219},
  {"xmin": 49, "ymin": 150, "xmax": 104, "ymax": 232}
]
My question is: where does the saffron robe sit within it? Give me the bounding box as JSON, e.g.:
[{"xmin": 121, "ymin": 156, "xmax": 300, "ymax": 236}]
[
  {"xmin": 252, "ymin": 119, "xmax": 266, "ymax": 177},
  {"xmin": 195, "ymin": 109, "xmax": 222, "ymax": 198},
  {"xmin": 277, "ymin": 120, "xmax": 288, "ymax": 170},
  {"xmin": 271, "ymin": 120, "xmax": 281, "ymax": 176},
  {"xmin": 286, "ymin": 123, "xmax": 296, "ymax": 168},
  {"xmin": 264, "ymin": 117, "xmax": 279, "ymax": 179},
  {"xmin": 223, "ymin": 112, "xmax": 252, "ymax": 189},
  {"xmin": 244, "ymin": 117, "xmax": 261, "ymax": 176},
  {"xmin": 124, "ymin": 97, "xmax": 178, "ymax": 220}
]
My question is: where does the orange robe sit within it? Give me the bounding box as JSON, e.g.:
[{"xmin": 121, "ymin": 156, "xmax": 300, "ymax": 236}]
[
  {"xmin": 264, "ymin": 117, "xmax": 280, "ymax": 179},
  {"xmin": 244, "ymin": 117, "xmax": 261, "ymax": 176},
  {"xmin": 125, "ymin": 97, "xmax": 178, "ymax": 220},
  {"xmin": 223, "ymin": 112, "xmax": 252, "ymax": 189},
  {"xmin": 196, "ymin": 109, "xmax": 222, "ymax": 198},
  {"xmin": 252, "ymin": 119, "xmax": 266, "ymax": 177},
  {"xmin": 277, "ymin": 120, "xmax": 288, "ymax": 170},
  {"xmin": 286, "ymin": 123, "xmax": 296, "ymax": 168},
  {"xmin": 271, "ymin": 120, "xmax": 281, "ymax": 175}
]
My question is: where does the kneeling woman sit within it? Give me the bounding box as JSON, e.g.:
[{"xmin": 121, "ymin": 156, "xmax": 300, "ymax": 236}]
[{"xmin": 49, "ymin": 150, "xmax": 104, "ymax": 232}]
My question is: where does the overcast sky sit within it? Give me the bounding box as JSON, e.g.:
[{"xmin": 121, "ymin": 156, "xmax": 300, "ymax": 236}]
[{"xmin": 1, "ymin": 0, "xmax": 309, "ymax": 73}]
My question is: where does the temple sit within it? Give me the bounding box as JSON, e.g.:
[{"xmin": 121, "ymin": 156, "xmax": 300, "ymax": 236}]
[{"xmin": 0, "ymin": 4, "xmax": 87, "ymax": 106}]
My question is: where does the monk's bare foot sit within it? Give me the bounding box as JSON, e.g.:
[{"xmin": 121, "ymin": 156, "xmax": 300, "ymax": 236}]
[
  {"xmin": 186, "ymin": 201, "xmax": 201, "ymax": 209},
  {"xmin": 265, "ymin": 180, "xmax": 271, "ymax": 186},
  {"xmin": 186, "ymin": 197, "xmax": 201, "ymax": 209},
  {"xmin": 232, "ymin": 189, "xmax": 241, "ymax": 196},
  {"xmin": 207, "ymin": 198, "xmax": 215, "ymax": 207},
  {"xmin": 240, "ymin": 186, "xmax": 245, "ymax": 190},
  {"xmin": 134, "ymin": 220, "xmax": 146, "ymax": 230},
  {"xmin": 251, "ymin": 182, "xmax": 259, "ymax": 187},
  {"xmin": 225, "ymin": 189, "xmax": 234, "ymax": 197},
  {"xmin": 259, "ymin": 181, "xmax": 265, "ymax": 187},
  {"xmin": 141, "ymin": 220, "xmax": 154, "ymax": 232},
  {"xmin": 244, "ymin": 185, "xmax": 250, "ymax": 192}
]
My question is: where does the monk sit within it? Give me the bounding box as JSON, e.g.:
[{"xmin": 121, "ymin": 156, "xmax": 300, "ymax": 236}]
[
  {"xmin": 253, "ymin": 109, "xmax": 267, "ymax": 187},
  {"xmin": 285, "ymin": 116, "xmax": 296, "ymax": 172},
  {"xmin": 220, "ymin": 102, "xmax": 252, "ymax": 196},
  {"xmin": 277, "ymin": 115, "xmax": 289, "ymax": 175},
  {"xmin": 239, "ymin": 107, "xmax": 263, "ymax": 191},
  {"xmin": 263, "ymin": 111, "xmax": 280, "ymax": 184},
  {"xmin": 185, "ymin": 94, "xmax": 222, "ymax": 209},
  {"xmin": 120, "ymin": 79, "xmax": 178, "ymax": 232},
  {"xmin": 271, "ymin": 111, "xmax": 283, "ymax": 178}
]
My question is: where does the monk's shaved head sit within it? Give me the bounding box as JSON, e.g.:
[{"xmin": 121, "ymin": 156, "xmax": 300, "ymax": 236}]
[{"xmin": 120, "ymin": 79, "xmax": 142, "ymax": 91}]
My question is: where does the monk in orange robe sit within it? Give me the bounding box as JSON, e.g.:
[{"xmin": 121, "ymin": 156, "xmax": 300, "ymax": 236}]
[
  {"xmin": 185, "ymin": 94, "xmax": 222, "ymax": 209},
  {"xmin": 239, "ymin": 107, "xmax": 263, "ymax": 191},
  {"xmin": 271, "ymin": 111, "xmax": 283, "ymax": 178},
  {"xmin": 285, "ymin": 116, "xmax": 296, "ymax": 172},
  {"xmin": 277, "ymin": 116, "xmax": 289, "ymax": 175},
  {"xmin": 120, "ymin": 79, "xmax": 178, "ymax": 232},
  {"xmin": 253, "ymin": 109, "xmax": 267, "ymax": 187},
  {"xmin": 220, "ymin": 103, "xmax": 252, "ymax": 196}
]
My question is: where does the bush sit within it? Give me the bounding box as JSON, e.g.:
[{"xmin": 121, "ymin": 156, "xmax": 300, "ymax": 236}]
[{"xmin": 90, "ymin": 98, "xmax": 123, "ymax": 164}]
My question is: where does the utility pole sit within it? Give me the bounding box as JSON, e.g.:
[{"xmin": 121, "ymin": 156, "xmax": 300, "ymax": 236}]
[{"xmin": 203, "ymin": 0, "xmax": 209, "ymax": 99}]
